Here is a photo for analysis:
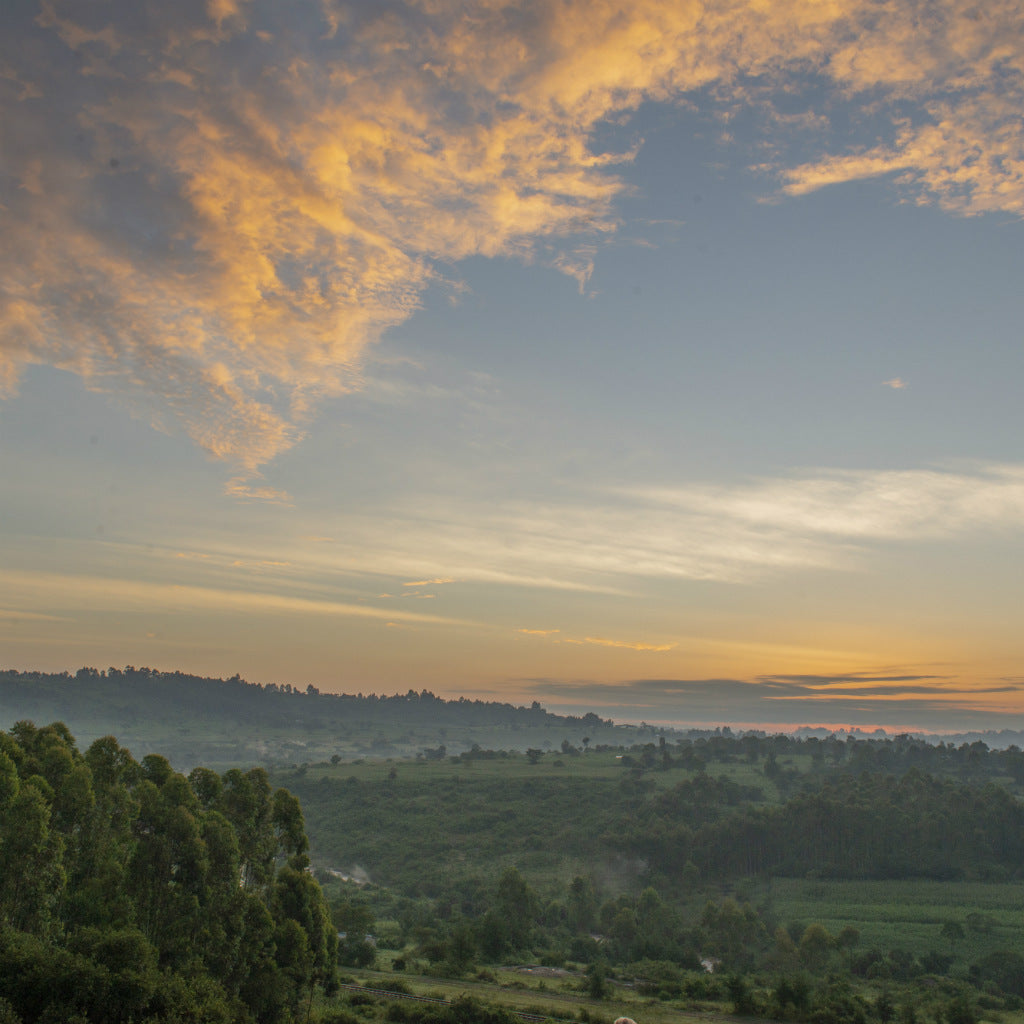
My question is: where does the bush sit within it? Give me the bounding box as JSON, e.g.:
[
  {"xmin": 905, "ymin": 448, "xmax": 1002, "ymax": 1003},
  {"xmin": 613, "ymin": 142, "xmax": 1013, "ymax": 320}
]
[
  {"xmin": 320, "ymin": 1012, "xmax": 360, "ymax": 1024},
  {"xmin": 345, "ymin": 992, "xmax": 378, "ymax": 1007}
]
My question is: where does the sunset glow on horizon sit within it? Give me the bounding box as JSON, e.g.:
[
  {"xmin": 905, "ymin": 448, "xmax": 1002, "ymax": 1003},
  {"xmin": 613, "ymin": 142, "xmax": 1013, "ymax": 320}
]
[{"xmin": 2, "ymin": 0, "xmax": 1024, "ymax": 732}]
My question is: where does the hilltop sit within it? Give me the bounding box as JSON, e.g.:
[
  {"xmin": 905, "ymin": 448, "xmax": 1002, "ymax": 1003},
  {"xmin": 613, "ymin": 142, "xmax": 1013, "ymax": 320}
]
[
  {"xmin": 0, "ymin": 665, "xmax": 658, "ymax": 769},
  {"xmin": 5, "ymin": 665, "xmax": 1024, "ymax": 771}
]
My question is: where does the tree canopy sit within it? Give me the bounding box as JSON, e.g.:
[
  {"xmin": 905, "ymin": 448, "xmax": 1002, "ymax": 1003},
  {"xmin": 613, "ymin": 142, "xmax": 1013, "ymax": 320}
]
[{"xmin": 0, "ymin": 721, "xmax": 336, "ymax": 1023}]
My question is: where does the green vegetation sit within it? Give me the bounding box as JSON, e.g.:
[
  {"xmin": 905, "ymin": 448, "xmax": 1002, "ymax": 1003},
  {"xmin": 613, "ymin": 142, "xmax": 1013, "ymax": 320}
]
[
  {"xmin": 6, "ymin": 666, "xmax": 1023, "ymax": 773},
  {"xmin": 281, "ymin": 736, "xmax": 1024, "ymax": 894},
  {"xmin": 0, "ymin": 668, "xmax": 646, "ymax": 769},
  {"xmin": 286, "ymin": 733, "xmax": 1024, "ymax": 1024},
  {"xmin": 8, "ymin": 672, "xmax": 1024, "ymax": 1024},
  {"xmin": 763, "ymin": 879, "xmax": 1024, "ymax": 965},
  {"xmin": 0, "ymin": 721, "xmax": 336, "ymax": 1023}
]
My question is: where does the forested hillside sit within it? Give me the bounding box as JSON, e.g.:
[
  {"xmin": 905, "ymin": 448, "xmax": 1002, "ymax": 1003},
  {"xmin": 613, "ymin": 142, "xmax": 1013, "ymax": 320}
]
[
  {"xmin": 0, "ymin": 667, "xmax": 630, "ymax": 768},
  {"xmin": 0, "ymin": 721, "xmax": 336, "ymax": 1023},
  {"xmin": 275, "ymin": 733, "xmax": 1024, "ymax": 1024},
  {"xmin": 6, "ymin": 668, "xmax": 1024, "ymax": 773},
  {"xmin": 7, "ymin": 684, "xmax": 1024, "ymax": 1024},
  {"xmin": 284, "ymin": 733, "xmax": 1024, "ymax": 895}
]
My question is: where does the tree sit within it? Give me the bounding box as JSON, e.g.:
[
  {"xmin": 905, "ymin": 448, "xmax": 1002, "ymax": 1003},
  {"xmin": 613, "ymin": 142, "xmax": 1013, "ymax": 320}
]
[
  {"xmin": 494, "ymin": 867, "xmax": 537, "ymax": 950},
  {"xmin": 972, "ymin": 950, "xmax": 1024, "ymax": 997},
  {"xmin": 771, "ymin": 975, "xmax": 811, "ymax": 1018},
  {"xmin": 768, "ymin": 926, "xmax": 800, "ymax": 971},
  {"xmin": 945, "ymin": 994, "xmax": 977, "ymax": 1024},
  {"xmin": 127, "ymin": 773, "xmax": 207, "ymax": 965},
  {"xmin": 445, "ymin": 921, "xmax": 477, "ymax": 974},
  {"xmin": 0, "ymin": 722, "xmax": 334, "ymax": 1024},
  {"xmin": 0, "ymin": 780, "xmax": 64, "ymax": 934},
  {"xmin": 273, "ymin": 858, "xmax": 337, "ymax": 996},
  {"xmin": 334, "ymin": 902, "xmax": 376, "ymax": 968},
  {"xmin": 218, "ymin": 768, "xmax": 277, "ymax": 891},
  {"xmin": 940, "ymin": 921, "xmax": 965, "ymax": 951},
  {"xmin": 875, "ymin": 990, "xmax": 895, "ymax": 1023},
  {"xmin": 585, "ymin": 961, "xmax": 610, "ymax": 1000},
  {"xmin": 65, "ymin": 926, "xmax": 159, "ymax": 1024},
  {"xmin": 700, "ymin": 899, "xmax": 767, "ymax": 968},
  {"xmin": 837, "ymin": 925, "xmax": 861, "ymax": 967},
  {"xmin": 567, "ymin": 875, "xmax": 597, "ymax": 933},
  {"xmin": 272, "ymin": 788, "xmax": 308, "ymax": 858},
  {"xmin": 727, "ymin": 974, "xmax": 757, "ymax": 1015},
  {"xmin": 799, "ymin": 923, "xmax": 834, "ymax": 973}
]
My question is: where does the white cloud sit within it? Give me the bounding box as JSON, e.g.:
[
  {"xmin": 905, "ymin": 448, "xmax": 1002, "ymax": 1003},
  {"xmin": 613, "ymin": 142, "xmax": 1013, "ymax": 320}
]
[
  {"xmin": 287, "ymin": 462, "xmax": 1024, "ymax": 589},
  {"xmin": 0, "ymin": 568, "xmax": 474, "ymax": 626},
  {"xmin": 632, "ymin": 464, "xmax": 1024, "ymax": 542}
]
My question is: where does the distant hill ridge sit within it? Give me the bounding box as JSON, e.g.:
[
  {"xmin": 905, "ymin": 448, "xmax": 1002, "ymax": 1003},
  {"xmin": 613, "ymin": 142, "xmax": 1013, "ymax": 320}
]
[
  {"xmin": 0, "ymin": 663, "xmax": 612, "ymax": 725},
  {"xmin": 4, "ymin": 666, "xmax": 1024, "ymax": 769},
  {"xmin": 0, "ymin": 665, "xmax": 632, "ymax": 768}
]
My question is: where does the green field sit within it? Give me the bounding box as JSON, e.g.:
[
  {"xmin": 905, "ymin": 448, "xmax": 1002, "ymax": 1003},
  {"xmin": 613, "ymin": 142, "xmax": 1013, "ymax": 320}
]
[
  {"xmin": 316, "ymin": 963, "xmax": 728, "ymax": 1024},
  {"xmin": 294, "ymin": 749, "xmax": 784, "ymax": 797},
  {"xmin": 762, "ymin": 878, "xmax": 1024, "ymax": 966}
]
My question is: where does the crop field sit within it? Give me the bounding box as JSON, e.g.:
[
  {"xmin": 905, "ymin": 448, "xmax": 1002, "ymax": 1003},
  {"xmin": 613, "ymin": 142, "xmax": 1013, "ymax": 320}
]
[{"xmin": 763, "ymin": 878, "xmax": 1024, "ymax": 966}]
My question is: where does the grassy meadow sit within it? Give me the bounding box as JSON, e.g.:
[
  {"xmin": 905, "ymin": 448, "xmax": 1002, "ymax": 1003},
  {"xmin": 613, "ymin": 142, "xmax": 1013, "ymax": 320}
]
[{"xmin": 316, "ymin": 963, "xmax": 730, "ymax": 1024}]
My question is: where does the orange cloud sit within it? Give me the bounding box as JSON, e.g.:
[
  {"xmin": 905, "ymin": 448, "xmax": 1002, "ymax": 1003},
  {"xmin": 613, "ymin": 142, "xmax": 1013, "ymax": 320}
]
[
  {"xmin": 516, "ymin": 627, "xmax": 672, "ymax": 650},
  {"xmin": 2, "ymin": 0, "xmax": 1022, "ymax": 486},
  {"xmin": 584, "ymin": 636, "xmax": 677, "ymax": 652},
  {"xmin": 223, "ymin": 478, "xmax": 295, "ymax": 505},
  {"xmin": 0, "ymin": 567, "xmax": 472, "ymax": 626}
]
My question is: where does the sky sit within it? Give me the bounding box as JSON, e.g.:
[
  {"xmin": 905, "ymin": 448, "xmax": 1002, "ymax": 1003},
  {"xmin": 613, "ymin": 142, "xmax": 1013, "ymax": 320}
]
[{"xmin": 2, "ymin": 0, "xmax": 1024, "ymax": 733}]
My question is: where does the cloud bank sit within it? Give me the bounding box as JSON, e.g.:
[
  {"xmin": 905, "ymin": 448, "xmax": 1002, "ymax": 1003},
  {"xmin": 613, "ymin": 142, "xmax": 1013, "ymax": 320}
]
[
  {"xmin": 534, "ymin": 673, "xmax": 1024, "ymax": 730},
  {"xmin": 310, "ymin": 462, "xmax": 1024, "ymax": 589},
  {"xmin": 2, "ymin": 0, "xmax": 1023, "ymax": 476}
]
